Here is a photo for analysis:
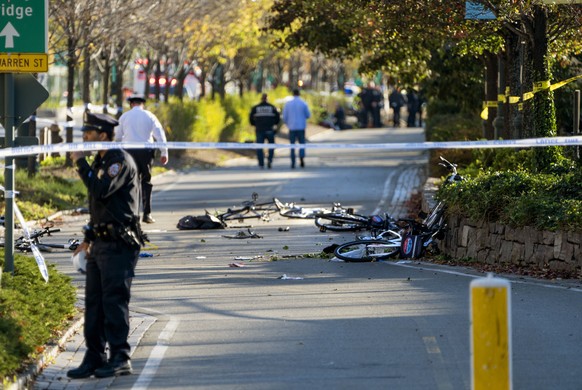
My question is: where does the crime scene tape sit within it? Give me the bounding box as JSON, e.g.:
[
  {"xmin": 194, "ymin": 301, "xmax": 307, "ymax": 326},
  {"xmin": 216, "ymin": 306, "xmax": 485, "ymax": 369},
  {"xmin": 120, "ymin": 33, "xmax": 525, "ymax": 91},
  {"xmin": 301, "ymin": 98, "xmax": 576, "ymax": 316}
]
[
  {"xmin": 481, "ymin": 74, "xmax": 582, "ymax": 119},
  {"xmin": 1, "ymin": 136, "xmax": 582, "ymax": 159}
]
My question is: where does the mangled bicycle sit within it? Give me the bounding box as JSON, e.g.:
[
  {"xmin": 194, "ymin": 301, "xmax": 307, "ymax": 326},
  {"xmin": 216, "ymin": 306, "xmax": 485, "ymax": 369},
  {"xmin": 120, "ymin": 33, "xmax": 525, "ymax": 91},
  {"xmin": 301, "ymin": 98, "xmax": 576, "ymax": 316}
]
[
  {"xmin": 332, "ymin": 156, "xmax": 464, "ymax": 262},
  {"xmin": 0, "ymin": 225, "xmax": 80, "ymax": 253}
]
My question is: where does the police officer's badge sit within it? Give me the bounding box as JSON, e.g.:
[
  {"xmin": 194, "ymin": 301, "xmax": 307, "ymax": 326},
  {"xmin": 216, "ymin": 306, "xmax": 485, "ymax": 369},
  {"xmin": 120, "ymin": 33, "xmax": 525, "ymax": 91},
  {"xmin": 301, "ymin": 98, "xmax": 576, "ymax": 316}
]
[{"xmin": 107, "ymin": 163, "xmax": 122, "ymax": 177}]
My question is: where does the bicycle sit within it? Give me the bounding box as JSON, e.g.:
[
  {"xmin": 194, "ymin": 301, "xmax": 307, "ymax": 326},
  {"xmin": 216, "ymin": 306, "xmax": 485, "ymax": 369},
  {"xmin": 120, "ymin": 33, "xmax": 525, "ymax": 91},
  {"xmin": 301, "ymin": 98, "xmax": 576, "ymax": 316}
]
[
  {"xmin": 315, "ymin": 207, "xmax": 399, "ymax": 232},
  {"xmin": 274, "ymin": 198, "xmax": 334, "ymax": 219},
  {"xmin": 333, "ymin": 228, "xmax": 403, "ymax": 262},
  {"xmin": 397, "ymin": 156, "xmax": 464, "ymax": 258},
  {"xmin": 211, "ymin": 192, "xmax": 279, "ymax": 223},
  {"xmin": 332, "ymin": 156, "xmax": 463, "ymax": 261},
  {"xmin": 0, "ymin": 226, "xmax": 80, "ymax": 253}
]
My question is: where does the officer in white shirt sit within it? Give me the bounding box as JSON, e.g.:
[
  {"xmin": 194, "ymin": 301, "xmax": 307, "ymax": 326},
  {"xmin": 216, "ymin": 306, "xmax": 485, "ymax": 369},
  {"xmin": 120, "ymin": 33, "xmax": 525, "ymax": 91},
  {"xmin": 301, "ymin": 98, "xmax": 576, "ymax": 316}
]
[{"xmin": 116, "ymin": 94, "xmax": 168, "ymax": 223}]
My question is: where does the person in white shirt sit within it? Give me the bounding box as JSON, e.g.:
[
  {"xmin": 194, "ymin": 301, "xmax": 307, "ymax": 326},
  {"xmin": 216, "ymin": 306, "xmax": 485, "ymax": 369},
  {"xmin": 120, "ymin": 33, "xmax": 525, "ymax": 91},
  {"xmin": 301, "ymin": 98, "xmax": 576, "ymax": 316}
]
[{"xmin": 116, "ymin": 94, "xmax": 168, "ymax": 223}]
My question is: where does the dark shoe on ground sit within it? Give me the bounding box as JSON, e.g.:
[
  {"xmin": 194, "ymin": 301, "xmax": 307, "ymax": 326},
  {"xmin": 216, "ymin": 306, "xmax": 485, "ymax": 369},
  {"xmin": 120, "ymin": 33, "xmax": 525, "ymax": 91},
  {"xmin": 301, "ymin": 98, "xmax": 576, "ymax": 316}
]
[
  {"xmin": 142, "ymin": 214, "xmax": 155, "ymax": 224},
  {"xmin": 267, "ymin": 162, "xmax": 272, "ymax": 169},
  {"xmin": 94, "ymin": 359, "xmax": 133, "ymax": 378},
  {"xmin": 300, "ymin": 157, "xmax": 305, "ymax": 168},
  {"xmin": 67, "ymin": 362, "xmax": 104, "ymax": 379}
]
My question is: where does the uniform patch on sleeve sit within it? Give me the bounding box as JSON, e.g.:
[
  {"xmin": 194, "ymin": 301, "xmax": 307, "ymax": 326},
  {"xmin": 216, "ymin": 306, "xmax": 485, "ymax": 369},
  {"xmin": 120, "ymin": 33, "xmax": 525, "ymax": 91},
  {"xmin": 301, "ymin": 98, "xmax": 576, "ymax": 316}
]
[{"xmin": 107, "ymin": 162, "xmax": 122, "ymax": 177}]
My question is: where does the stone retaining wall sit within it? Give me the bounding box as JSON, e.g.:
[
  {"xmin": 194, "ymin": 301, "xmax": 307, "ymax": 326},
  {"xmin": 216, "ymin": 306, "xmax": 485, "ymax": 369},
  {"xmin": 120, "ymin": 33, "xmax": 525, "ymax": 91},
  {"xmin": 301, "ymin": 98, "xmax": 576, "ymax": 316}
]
[{"xmin": 440, "ymin": 214, "xmax": 582, "ymax": 274}]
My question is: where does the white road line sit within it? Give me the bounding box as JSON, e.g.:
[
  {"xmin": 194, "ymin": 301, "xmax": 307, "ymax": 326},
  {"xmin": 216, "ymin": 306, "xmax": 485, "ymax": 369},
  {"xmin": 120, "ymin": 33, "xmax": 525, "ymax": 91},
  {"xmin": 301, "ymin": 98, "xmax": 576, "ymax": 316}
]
[
  {"xmin": 132, "ymin": 317, "xmax": 180, "ymax": 390},
  {"xmin": 388, "ymin": 260, "xmax": 582, "ymax": 293}
]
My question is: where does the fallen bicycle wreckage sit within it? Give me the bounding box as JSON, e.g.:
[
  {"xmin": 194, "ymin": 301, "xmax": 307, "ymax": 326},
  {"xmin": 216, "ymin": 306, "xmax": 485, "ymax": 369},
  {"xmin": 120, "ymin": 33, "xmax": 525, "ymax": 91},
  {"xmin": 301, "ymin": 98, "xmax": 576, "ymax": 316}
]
[{"xmin": 175, "ymin": 188, "xmax": 451, "ymax": 262}]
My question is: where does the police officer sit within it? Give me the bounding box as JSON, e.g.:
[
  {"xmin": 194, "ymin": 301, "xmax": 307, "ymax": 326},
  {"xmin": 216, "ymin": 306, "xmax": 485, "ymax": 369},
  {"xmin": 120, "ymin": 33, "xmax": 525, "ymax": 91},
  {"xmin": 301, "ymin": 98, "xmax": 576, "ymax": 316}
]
[
  {"xmin": 67, "ymin": 112, "xmax": 142, "ymax": 379},
  {"xmin": 250, "ymin": 93, "xmax": 280, "ymax": 169},
  {"xmin": 116, "ymin": 93, "xmax": 168, "ymax": 223}
]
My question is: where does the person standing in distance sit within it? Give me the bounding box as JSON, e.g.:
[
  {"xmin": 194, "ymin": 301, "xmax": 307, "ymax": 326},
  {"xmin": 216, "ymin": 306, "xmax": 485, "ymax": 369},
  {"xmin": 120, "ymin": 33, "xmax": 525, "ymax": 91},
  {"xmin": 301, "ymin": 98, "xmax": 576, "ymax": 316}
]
[
  {"xmin": 116, "ymin": 93, "xmax": 168, "ymax": 224},
  {"xmin": 67, "ymin": 112, "xmax": 143, "ymax": 379},
  {"xmin": 283, "ymin": 89, "xmax": 311, "ymax": 168},
  {"xmin": 250, "ymin": 93, "xmax": 280, "ymax": 169}
]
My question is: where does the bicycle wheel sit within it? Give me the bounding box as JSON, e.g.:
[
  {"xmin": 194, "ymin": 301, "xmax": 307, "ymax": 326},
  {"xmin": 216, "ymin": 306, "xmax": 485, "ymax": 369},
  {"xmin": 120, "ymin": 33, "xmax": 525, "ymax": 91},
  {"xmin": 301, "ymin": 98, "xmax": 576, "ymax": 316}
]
[
  {"xmin": 334, "ymin": 239, "xmax": 400, "ymax": 262},
  {"xmin": 315, "ymin": 213, "xmax": 369, "ymax": 232}
]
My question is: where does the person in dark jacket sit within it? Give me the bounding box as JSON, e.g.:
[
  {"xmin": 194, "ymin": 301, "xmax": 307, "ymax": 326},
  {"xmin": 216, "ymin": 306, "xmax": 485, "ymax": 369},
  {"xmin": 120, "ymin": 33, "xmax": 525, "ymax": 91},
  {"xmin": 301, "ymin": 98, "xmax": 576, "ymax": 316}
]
[
  {"xmin": 67, "ymin": 112, "xmax": 142, "ymax": 379},
  {"xmin": 389, "ymin": 87, "xmax": 406, "ymax": 127},
  {"xmin": 250, "ymin": 93, "xmax": 280, "ymax": 169}
]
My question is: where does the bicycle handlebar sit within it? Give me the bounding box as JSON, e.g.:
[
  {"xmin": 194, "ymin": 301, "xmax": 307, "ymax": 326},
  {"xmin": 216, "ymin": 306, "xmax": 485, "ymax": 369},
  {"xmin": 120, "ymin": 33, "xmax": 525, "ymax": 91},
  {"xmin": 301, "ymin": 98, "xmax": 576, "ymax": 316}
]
[{"xmin": 29, "ymin": 227, "xmax": 61, "ymax": 239}]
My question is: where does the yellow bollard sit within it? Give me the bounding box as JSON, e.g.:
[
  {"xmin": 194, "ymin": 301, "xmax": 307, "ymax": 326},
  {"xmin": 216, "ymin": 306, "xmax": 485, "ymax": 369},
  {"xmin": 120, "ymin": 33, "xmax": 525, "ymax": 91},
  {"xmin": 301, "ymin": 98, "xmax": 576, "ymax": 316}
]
[{"xmin": 470, "ymin": 273, "xmax": 512, "ymax": 390}]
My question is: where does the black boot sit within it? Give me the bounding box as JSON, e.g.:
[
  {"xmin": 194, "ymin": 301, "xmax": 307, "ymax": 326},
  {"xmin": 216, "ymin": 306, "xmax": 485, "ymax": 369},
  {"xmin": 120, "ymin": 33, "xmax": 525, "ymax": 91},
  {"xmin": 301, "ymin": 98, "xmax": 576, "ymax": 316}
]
[
  {"xmin": 67, "ymin": 357, "xmax": 106, "ymax": 379},
  {"xmin": 94, "ymin": 358, "xmax": 133, "ymax": 378}
]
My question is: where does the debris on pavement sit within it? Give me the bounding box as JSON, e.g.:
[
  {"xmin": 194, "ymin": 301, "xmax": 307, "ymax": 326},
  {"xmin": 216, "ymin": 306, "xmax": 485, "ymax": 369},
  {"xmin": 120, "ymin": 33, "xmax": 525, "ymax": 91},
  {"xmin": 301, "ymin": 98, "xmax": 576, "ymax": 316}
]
[
  {"xmin": 278, "ymin": 274, "xmax": 304, "ymax": 280},
  {"xmin": 278, "ymin": 226, "xmax": 290, "ymax": 232},
  {"xmin": 229, "ymin": 262, "xmax": 246, "ymax": 268},
  {"xmin": 222, "ymin": 229, "xmax": 263, "ymax": 239},
  {"xmin": 322, "ymin": 244, "xmax": 339, "ymax": 254},
  {"xmin": 139, "ymin": 252, "xmax": 154, "ymax": 257},
  {"xmin": 234, "ymin": 255, "xmax": 263, "ymax": 261}
]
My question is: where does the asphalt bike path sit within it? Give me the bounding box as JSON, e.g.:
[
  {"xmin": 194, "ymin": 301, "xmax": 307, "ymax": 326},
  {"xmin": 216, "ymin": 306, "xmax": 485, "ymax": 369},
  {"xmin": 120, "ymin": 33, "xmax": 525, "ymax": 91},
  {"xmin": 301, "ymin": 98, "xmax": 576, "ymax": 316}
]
[{"xmin": 27, "ymin": 126, "xmax": 582, "ymax": 389}]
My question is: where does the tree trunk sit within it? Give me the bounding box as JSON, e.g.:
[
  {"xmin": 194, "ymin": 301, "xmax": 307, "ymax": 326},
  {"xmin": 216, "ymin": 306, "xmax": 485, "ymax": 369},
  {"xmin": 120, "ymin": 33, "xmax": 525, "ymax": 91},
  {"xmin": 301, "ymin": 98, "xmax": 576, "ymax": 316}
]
[
  {"xmin": 531, "ymin": 5, "xmax": 559, "ymax": 171},
  {"xmin": 175, "ymin": 67, "xmax": 186, "ymax": 101},
  {"xmin": 507, "ymin": 32, "xmax": 523, "ymax": 140},
  {"xmin": 82, "ymin": 48, "xmax": 91, "ymax": 113},
  {"xmin": 198, "ymin": 69, "xmax": 207, "ymax": 99},
  {"xmin": 101, "ymin": 58, "xmax": 110, "ymax": 114},
  {"xmin": 115, "ymin": 70, "xmax": 124, "ymax": 119},
  {"xmin": 154, "ymin": 59, "xmax": 162, "ymax": 102}
]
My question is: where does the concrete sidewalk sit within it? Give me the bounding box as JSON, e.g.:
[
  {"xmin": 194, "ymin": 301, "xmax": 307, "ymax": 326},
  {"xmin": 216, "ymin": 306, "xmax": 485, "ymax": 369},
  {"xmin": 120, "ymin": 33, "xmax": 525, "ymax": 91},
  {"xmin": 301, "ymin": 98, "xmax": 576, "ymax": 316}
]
[{"xmin": 31, "ymin": 310, "xmax": 156, "ymax": 390}]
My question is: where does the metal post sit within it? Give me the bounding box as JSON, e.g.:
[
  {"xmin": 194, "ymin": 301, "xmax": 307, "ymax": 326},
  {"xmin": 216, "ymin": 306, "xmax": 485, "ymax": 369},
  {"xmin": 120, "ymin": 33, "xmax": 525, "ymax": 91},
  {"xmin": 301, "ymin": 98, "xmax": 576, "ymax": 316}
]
[
  {"xmin": 3, "ymin": 73, "xmax": 15, "ymax": 274},
  {"xmin": 470, "ymin": 274, "xmax": 512, "ymax": 390}
]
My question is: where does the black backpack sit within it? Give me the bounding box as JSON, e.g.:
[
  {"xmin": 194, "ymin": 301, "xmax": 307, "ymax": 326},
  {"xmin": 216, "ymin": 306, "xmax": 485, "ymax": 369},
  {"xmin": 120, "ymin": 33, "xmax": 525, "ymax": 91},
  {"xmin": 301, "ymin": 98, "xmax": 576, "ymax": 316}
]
[{"xmin": 176, "ymin": 214, "xmax": 226, "ymax": 230}]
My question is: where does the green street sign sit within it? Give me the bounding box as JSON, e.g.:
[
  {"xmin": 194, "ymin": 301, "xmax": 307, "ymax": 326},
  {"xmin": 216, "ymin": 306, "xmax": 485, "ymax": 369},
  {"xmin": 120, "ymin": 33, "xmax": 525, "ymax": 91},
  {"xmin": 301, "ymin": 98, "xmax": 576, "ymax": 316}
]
[{"xmin": 0, "ymin": 0, "xmax": 47, "ymax": 53}]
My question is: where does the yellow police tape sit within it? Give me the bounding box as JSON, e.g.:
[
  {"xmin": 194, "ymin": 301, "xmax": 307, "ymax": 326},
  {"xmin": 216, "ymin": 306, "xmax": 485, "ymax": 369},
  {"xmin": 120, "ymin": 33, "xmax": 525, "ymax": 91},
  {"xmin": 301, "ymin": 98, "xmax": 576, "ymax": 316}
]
[{"xmin": 481, "ymin": 74, "xmax": 582, "ymax": 120}]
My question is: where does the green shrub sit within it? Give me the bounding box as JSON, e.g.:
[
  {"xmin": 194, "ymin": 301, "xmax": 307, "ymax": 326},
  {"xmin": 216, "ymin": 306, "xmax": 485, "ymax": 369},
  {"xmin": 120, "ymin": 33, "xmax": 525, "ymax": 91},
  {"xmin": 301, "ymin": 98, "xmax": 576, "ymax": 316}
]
[
  {"xmin": 438, "ymin": 165, "xmax": 582, "ymax": 231},
  {"xmin": 153, "ymin": 97, "xmax": 198, "ymax": 143},
  {"xmin": 190, "ymin": 98, "xmax": 227, "ymax": 142},
  {"xmin": 0, "ymin": 252, "xmax": 77, "ymax": 380},
  {"xmin": 0, "ymin": 170, "xmax": 87, "ymax": 221}
]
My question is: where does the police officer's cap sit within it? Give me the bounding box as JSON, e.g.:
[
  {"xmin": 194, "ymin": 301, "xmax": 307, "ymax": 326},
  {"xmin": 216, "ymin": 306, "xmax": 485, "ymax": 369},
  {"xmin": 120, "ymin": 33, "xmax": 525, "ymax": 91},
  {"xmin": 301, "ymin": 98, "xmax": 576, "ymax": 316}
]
[
  {"xmin": 127, "ymin": 93, "xmax": 146, "ymax": 103},
  {"xmin": 81, "ymin": 112, "xmax": 118, "ymax": 136}
]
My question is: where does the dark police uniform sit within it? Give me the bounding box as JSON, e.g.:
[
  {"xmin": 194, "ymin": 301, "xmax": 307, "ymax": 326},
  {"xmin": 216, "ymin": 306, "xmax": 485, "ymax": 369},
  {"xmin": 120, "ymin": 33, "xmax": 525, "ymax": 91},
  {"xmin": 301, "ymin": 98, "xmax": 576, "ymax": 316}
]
[
  {"xmin": 250, "ymin": 95, "xmax": 280, "ymax": 168},
  {"xmin": 68, "ymin": 113, "xmax": 142, "ymax": 379}
]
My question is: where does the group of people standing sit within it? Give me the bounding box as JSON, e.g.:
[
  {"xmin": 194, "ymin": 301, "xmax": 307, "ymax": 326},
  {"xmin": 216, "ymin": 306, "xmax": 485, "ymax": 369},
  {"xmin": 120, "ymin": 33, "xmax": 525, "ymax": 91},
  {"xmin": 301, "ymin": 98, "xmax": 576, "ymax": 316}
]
[
  {"xmin": 357, "ymin": 84, "xmax": 424, "ymax": 128},
  {"xmin": 249, "ymin": 88, "xmax": 311, "ymax": 169}
]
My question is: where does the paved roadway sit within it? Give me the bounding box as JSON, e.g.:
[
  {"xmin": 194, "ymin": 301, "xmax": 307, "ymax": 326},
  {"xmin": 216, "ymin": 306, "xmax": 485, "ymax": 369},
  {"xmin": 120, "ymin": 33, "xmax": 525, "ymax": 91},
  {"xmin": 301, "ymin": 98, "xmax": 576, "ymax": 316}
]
[{"xmin": 29, "ymin": 127, "xmax": 582, "ymax": 390}]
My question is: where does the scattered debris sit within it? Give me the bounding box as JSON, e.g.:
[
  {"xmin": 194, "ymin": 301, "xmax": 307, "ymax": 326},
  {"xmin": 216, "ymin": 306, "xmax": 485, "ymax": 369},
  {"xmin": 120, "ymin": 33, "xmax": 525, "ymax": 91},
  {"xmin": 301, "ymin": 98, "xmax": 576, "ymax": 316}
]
[
  {"xmin": 278, "ymin": 274, "xmax": 304, "ymax": 280},
  {"xmin": 222, "ymin": 229, "xmax": 263, "ymax": 239},
  {"xmin": 234, "ymin": 255, "xmax": 263, "ymax": 261},
  {"xmin": 196, "ymin": 256, "xmax": 207, "ymax": 259},
  {"xmin": 229, "ymin": 262, "xmax": 246, "ymax": 268},
  {"xmin": 278, "ymin": 226, "xmax": 290, "ymax": 232},
  {"xmin": 139, "ymin": 252, "xmax": 154, "ymax": 258},
  {"xmin": 322, "ymin": 244, "xmax": 339, "ymax": 254}
]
